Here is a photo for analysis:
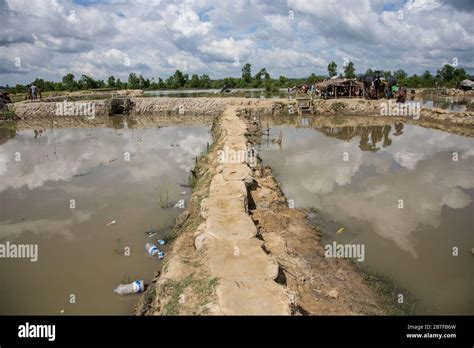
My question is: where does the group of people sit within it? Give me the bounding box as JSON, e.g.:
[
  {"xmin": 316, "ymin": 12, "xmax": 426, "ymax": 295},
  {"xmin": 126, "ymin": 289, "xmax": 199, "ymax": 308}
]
[
  {"xmin": 26, "ymin": 84, "xmax": 42, "ymax": 100},
  {"xmin": 363, "ymin": 74, "xmax": 408, "ymax": 103},
  {"xmin": 368, "ymin": 81, "xmax": 407, "ymax": 102}
]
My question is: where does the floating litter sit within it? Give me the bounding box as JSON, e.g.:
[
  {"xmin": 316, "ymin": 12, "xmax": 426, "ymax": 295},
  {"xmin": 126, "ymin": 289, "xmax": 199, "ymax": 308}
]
[
  {"xmin": 145, "ymin": 243, "xmax": 159, "ymax": 256},
  {"xmin": 157, "ymin": 239, "xmax": 165, "ymax": 245},
  {"xmin": 145, "ymin": 231, "xmax": 157, "ymax": 238},
  {"xmin": 106, "ymin": 220, "xmax": 116, "ymax": 226},
  {"xmin": 114, "ymin": 280, "xmax": 144, "ymax": 295}
]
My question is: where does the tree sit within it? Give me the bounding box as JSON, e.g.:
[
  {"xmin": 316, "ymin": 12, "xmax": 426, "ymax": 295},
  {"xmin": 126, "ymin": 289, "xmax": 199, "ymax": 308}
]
[
  {"xmin": 54, "ymin": 82, "xmax": 64, "ymax": 91},
  {"xmin": 365, "ymin": 68, "xmax": 374, "ymax": 77},
  {"xmin": 32, "ymin": 78, "xmax": 45, "ymax": 91},
  {"xmin": 188, "ymin": 74, "xmax": 201, "ymax": 88},
  {"xmin": 115, "ymin": 78, "xmax": 125, "ymax": 89},
  {"xmin": 138, "ymin": 74, "xmax": 150, "ymax": 89},
  {"xmin": 107, "ymin": 76, "xmax": 116, "ymax": 88},
  {"xmin": 62, "ymin": 73, "xmax": 75, "ymax": 91},
  {"xmin": 435, "ymin": 65, "xmax": 467, "ymax": 87},
  {"xmin": 327, "ymin": 61, "xmax": 337, "ymax": 77},
  {"xmin": 306, "ymin": 73, "xmax": 317, "ymax": 84},
  {"xmin": 165, "ymin": 70, "xmax": 187, "ymax": 88},
  {"xmin": 344, "ymin": 62, "xmax": 356, "ymax": 79},
  {"xmin": 278, "ymin": 75, "xmax": 288, "ymax": 87},
  {"xmin": 263, "ymin": 76, "xmax": 277, "ymax": 93},
  {"xmin": 253, "ymin": 68, "xmax": 269, "ymax": 87},
  {"xmin": 14, "ymin": 84, "xmax": 26, "ymax": 94},
  {"xmin": 79, "ymin": 75, "xmax": 99, "ymax": 89},
  {"xmin": 200, "ymin": 74, "xmax": 211, "ymax": 88},
  {"xmin": 128, "ymin": 73, "xmax": 140, "ymax": 89},
  {"xmin": 241, "ymin": 63, "xmax": 252, "ymax": 84},
  {"xmin": 437, "ymin": 64, "xmax": 455, "ymax": 82},
  {"xmin": 173, "ymin": 70, "xmax": 186, "ymax": 88},
  {"xmin": 394, "ymin": 69, "xmax": 407, "ymax": 81},
  {"xmin": 157, "ymin": 77, "xmax": 166, "ymax": 89},
  {"xmin": 422, "ymin": 70, "xmax": 432, "ymax": 80},
  {"xmin": 452, "ymin": 67, "xmax": 468, "ymax": 87}
]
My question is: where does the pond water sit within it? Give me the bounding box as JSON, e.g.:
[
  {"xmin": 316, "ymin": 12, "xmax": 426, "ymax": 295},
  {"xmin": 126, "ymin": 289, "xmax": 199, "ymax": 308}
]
[
  {"xmin": 258, "ymin": 120, "xmax": 473, "ymax": 314},
  {"xmin": 0, "ymin": 123, "xmax": 210, "ymax": 314},
  {"xmin": 418, "ymin": 97, "xmax": 470, "ymax": 112}
]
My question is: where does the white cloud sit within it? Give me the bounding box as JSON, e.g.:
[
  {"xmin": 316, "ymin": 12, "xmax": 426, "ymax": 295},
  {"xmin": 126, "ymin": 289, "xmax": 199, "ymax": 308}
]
[{"xmin": 0, "ymin": 0, "xmax": 473, "ymax": 84}]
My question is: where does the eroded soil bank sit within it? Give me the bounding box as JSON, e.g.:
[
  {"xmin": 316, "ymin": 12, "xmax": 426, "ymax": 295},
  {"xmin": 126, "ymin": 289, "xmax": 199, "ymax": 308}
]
[
  {"xmin": 135, "ymin": 105, "xmax": 403, "ymax": 315},
  {"xmin": 6, "ymin": 97, "xmax": 474, "ymax": 137}
]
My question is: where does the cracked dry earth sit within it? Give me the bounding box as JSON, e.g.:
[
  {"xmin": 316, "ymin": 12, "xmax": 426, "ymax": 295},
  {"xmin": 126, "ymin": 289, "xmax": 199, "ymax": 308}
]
[{"xmin": 137, "ymin": 106, "xmax": 391, "ymax": 315}]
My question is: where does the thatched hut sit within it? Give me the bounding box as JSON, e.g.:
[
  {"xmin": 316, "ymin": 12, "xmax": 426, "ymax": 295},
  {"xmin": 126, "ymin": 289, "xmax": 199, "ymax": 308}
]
[{"xmin": 316, "ymin": 77, "xmax": 364, "ymax": 99}]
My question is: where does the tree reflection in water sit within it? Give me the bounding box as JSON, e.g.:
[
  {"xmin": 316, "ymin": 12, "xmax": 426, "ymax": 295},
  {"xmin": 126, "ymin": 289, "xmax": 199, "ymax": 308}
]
[{"xmin": 317, "ymin": 124, "xmax": 406, "ymax": 152}]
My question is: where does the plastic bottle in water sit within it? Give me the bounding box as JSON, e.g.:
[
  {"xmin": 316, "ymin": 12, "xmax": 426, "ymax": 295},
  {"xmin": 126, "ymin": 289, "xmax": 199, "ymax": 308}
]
[
  {"xmin": 145, "ymin": 243, "xmax": 159, "ymax": 256},
  {"xmin": 113, "ymin": 280, "xmax": 144, "ymax": 295}
]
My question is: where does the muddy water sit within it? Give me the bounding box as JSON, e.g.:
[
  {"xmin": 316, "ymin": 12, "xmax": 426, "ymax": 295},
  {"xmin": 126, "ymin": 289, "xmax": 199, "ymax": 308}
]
[
  {"xmin": 416, "ymin": 96, "xmax": 471, "ymax": 112},
  {"xmin": 0, "ymin": 123, "xmax": 210, "ymax": 314},
  {"xmin": 258, "ymin": 121, "xmax": 473, "ymax": 314}
]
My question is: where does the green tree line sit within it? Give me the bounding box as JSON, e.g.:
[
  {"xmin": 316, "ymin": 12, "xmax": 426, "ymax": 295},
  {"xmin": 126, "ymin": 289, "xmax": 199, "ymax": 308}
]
[{"xmin": 3, "ymin": 62, "xmax": 471, "ymax": 94}]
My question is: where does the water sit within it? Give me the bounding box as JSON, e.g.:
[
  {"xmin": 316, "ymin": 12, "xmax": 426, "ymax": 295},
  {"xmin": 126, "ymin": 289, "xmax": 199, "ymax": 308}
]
[
  {"xmin": 0, "ymin": 123, "xmax": 210, "ymax": 314},
  {"xmin": 417, "ymin": 96, "xmax": 471, "ymax": 112},
  {"xmin": 258, "ymin": 120, "xmax": 474, "ymax": 314}
]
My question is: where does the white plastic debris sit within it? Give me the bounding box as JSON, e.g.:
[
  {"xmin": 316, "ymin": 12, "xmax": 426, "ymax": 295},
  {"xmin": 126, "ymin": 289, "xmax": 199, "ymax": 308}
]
[
  {"xmin": 145, "ymin": 243, "xmax": 159, "ymax": 256},
  {"xmin": 114, "ymin": 280, "xmax": 144, "ymax": 295}
]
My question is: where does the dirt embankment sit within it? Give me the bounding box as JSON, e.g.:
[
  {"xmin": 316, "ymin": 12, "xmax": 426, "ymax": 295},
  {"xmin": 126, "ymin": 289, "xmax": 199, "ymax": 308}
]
[
  {"xmin": 5, "ymin": 97, "xmax": 473, "ymax": 137},
  {"xmin": 136, "ymin": 106, "xmax": 397, "ymax": 315},
  {"xmin": 10, "ymin": 114, "xmax": 217, "ymax": 131},
  {"xmin": 7, "ymin": 97, "xmax": 274, "ymax": 119},
  {"xmin": 310, "ymin": 98, "xmax": 474, "ymax": 126}
]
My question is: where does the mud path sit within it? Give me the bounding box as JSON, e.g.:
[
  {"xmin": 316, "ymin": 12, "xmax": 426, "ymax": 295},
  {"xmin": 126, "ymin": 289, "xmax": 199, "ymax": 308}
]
[{"xmin": 136, "ymin": 106, "xmax": 394, "ymax": 315}]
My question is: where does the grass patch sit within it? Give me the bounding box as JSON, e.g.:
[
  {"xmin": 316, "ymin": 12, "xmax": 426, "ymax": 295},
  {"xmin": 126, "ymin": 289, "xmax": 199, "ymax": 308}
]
[
  {"xmin": 143, "ymin": 286, "xmax": 156, "ymax": 306},
  {"xmin": 1, "ymin": 108, "xmax": 17, "ymax": 120},
  {"xmin": 351, "ymin": 261, "xmax": 417, "ymax": 315},
  {"xmin": 181, "ymin": 257, "xmax": 202, "ymax": 268},
  {"xmin": 162, "ymin": 275, "xmax": 218, "ymax": 315},
  {"xmin": 155, "ymin": 184, "xmax": 171, "ymax": 208},
  {"xmin": 331, "ymin": 102, "xmax": 347, "ymax": 113}
]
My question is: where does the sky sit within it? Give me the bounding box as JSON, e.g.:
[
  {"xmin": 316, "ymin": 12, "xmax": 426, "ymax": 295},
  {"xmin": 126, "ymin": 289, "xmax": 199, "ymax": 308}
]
[{"xmin": 0, "ymin": 0, "xmax": 473, "ymax": 85}]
